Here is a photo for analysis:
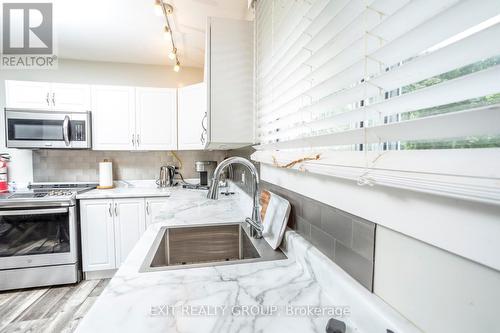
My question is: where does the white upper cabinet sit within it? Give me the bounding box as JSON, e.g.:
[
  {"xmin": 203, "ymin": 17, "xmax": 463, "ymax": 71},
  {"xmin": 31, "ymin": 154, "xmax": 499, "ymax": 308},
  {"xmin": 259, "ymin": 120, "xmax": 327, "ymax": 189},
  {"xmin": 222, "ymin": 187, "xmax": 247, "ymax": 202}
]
[
  {"xmin": 135, "ymin": 87, "xmax": 177, "ymax": 150},
  {"xmin": 5, "ymin": 80, "xmax": 90, "ymax": 111},
  {"xmin": 50, "ymin": 83, "xmax": 91, "ymax": 111},
  {"xmin": 91, "ymin": 85, "xmax": 136, "ymax": 150},
  {"xmin": 205, "ymin": 17, "xmax": 254, "ymax": 150},
  {"xmin": 5, "ymin": 80, "xmax": 185, "ymax": 151},
  {"xmin": 178, "ymin": 82, "xmax": 206, "ymax": 150},
  {"xmin": 5, "ymin": 81, "xmax": 51, "ymax": 109},
  {"xmin": 92, "ymin": 86, "xmax": 177, "ymax": 151}
]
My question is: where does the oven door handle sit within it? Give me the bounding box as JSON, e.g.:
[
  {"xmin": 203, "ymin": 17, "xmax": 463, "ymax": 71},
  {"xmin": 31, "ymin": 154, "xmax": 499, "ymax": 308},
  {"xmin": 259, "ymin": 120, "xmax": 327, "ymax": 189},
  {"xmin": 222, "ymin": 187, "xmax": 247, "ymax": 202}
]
[
  {"xmin": 0, "ymin": 207, "xmax": 69, "ymax": 216},
  {"xmin": 63, "ymin": 115, "xmax": 70, "ymax": 147}
]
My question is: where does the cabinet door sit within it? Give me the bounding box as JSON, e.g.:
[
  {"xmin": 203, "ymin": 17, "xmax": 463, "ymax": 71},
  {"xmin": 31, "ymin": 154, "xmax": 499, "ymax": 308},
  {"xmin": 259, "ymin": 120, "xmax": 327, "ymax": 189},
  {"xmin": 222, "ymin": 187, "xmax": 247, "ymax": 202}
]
[
  {"xmin": 178, "ymin": 83, "xmax": 206, "ymax": 150},
  {"xmin": 5, "ymin": 80, "xmax": 51, "ymax": 109},
  {"xmin": 80, "ymin": 199, "xmax": 115, "ymax": 271},
  {"xmin": 113, "ymin": 198, "xmax": 146, "ymax": 266},
  {"xmin": 51, "ymin": 83, "xmax": 91, "ymax": 111},
  {"xmin": 135, "ymin": 87, "xmax": 177, "ymax": 150},
  {"xmin": 91, "ymin": 85, "xmax": 136, "ymax": 150},
  {"xmin": 145, "ymin": 197, "xmax": 169, "ymax": 226},
  {"xmin": 206, "ymin": 18, "xmax": 254, "ymax": 149}
]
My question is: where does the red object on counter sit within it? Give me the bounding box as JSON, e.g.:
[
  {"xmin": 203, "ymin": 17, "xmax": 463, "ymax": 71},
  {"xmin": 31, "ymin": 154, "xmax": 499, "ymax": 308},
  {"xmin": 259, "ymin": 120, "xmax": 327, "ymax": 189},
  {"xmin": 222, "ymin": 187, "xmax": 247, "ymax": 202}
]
[{"xmin": 0, "ymin": 159, "xmax": 9, "ymax": 192}]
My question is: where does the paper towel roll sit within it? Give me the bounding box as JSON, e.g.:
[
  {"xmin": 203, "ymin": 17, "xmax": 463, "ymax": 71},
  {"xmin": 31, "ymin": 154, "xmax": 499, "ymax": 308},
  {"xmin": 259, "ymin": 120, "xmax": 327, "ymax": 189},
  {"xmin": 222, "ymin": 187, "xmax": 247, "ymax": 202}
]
[{"xmin": 99, "ymin": 160, "xmax": 113, "ymax": 188}]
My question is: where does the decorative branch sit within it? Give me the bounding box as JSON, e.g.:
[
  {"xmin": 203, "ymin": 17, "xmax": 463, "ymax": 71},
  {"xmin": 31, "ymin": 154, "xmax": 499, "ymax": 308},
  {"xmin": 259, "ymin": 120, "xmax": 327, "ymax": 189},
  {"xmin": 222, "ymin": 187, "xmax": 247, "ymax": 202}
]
[{"xmin": 271, "ymin": 153, "xmax": 321, "ymax": 169}]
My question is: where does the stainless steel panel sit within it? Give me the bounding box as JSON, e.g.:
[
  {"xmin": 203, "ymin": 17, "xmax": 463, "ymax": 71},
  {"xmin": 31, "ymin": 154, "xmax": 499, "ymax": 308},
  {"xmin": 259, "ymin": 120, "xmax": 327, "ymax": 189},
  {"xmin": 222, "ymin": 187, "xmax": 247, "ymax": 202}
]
[
  {"xmin": 0, "ymin": 263, "xmax": 79, "ymax": 291},
  {"xmin": 0, "ymin": 205, "xmax": 77, "ymax": 269},
  {"xmin": 0, "ymin": 199, "xmax": 73, "ymax": 208},
  {"xmin": 0, "ymin": 207, "xmax": 68, "ymax": 216},
  {"xmin": 5, "ymin": 108, "xmax": 91, "ymax": 149},
  {"xmin": 62, "ymin": 115, "xmax": 70, "ymax": 147},
  {"xmin": 140, "ymin": 222, "xmax": 286, "ymax": 272},
  {"xmin": 166, "ymin": 224, "xmax": 244, "ymax": 265}
]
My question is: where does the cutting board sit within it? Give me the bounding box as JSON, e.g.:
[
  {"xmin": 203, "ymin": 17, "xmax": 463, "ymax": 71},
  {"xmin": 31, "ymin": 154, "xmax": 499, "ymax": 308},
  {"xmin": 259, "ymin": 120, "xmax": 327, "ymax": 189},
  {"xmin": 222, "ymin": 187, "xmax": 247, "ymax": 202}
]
[{"xmin": 260, "ymin": 190, "xmax": 291, "ymax": 249}]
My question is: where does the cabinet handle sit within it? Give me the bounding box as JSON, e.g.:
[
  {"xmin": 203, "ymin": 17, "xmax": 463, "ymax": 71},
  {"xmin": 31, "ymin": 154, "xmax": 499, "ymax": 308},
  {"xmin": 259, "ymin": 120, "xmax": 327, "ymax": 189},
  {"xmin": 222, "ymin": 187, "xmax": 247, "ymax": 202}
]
[
  {"xmin": 46, "ymin": 93, "xmax": 50, "ymax": 106},
  {"xmin": 201, "ymin": 112, "xmax": 207, "ymax": 131},
  {"xmin": 114, "ymin": 203, "xmax": 118, "ymax": 216},
  {"xmin": 146, "ymin": 202, "xmax": 150, "ymax": 215},
  {"xmin": 201, "ymin": 112, "xmax": 207, "ymax": 145},
  {"xmin": 132, "ymin": 134, "xmax": 135, "ymax": 147},
  {"xmin": 136, "ymin": 134, "xmax": 140, "ymax": 147},
  {"xmin": 108, "ymin": 203, "xmax": 112, "ymax": 217},
  {"xmin": 52, "ymin": 92, "xmax": 55, "ymax": 106}
]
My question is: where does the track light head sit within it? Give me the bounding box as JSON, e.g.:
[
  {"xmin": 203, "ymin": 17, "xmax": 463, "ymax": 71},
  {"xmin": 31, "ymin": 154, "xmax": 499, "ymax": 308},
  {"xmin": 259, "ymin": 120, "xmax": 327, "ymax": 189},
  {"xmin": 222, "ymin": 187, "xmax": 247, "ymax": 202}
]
[
  {"xmin": 168, "ymin": 47, "xmax": 177, "ymax": 60},
  {"xmin": 173, "ymin": 61, "xmax": 181, "ymax": 72},
  {"xmin": 164, "ymin": 3, "xmax": 174, "ymax": 14}
]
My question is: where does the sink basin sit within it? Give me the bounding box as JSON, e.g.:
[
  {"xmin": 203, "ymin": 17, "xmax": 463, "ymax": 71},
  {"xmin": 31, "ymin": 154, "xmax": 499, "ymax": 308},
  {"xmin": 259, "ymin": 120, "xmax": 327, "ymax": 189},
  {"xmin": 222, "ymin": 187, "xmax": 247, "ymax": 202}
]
[{"xmin": 140, "ymin": 223, "xmax": 287, "ymax": 272}]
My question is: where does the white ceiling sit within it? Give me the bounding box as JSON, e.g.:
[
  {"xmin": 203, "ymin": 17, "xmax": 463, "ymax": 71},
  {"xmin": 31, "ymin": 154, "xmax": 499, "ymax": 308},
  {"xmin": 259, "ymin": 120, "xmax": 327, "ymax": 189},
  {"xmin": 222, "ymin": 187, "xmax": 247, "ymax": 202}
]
[{"xmin": 54, "ymin": 0, "xmax": 252, "ymax": 68}]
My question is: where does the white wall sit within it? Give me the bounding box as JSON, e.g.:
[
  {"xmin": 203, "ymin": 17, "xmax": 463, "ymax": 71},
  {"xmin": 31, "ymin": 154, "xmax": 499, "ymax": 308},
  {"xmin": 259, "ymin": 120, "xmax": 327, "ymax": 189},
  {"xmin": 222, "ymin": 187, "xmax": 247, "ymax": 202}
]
[
  {"xmin": 261, "ymin": 163, "xmax": 500, "ymax": 331},
  {"xmin": 260, "ymin": 164, "xmax": 500, "ymax": 271},
  {"xmin": 374, "ymin": 226, "xmax": 500, "ymax": 333},
  {"xmin": 0, "ymin": 58, "xmax": 203, "ymax": 88},
  {"xmin": 0, "ymin": 59, "xmax": 204, "ymax": 186}
]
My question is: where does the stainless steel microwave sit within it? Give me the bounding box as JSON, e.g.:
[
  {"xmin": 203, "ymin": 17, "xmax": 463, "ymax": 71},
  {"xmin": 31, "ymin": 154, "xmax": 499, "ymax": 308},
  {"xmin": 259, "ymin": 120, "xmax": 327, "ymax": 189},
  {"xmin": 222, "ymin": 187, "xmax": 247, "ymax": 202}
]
[{"xmin": 5, "ymin": 108, "xmax": 91, "ymax": 149}]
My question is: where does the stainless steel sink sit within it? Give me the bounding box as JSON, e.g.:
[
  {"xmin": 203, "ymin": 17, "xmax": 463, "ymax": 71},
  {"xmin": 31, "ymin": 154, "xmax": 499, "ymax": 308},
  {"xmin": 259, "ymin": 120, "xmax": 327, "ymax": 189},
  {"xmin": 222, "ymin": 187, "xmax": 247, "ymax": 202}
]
[{"xmin": 140, "ymin": 223, "xmax": 287, "ymax": 272}]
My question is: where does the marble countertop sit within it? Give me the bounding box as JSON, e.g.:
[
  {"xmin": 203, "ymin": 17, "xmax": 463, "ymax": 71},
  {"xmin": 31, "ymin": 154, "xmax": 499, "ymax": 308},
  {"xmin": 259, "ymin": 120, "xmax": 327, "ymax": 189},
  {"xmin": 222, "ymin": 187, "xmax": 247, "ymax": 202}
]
[
  {"xmin": 75, "ymin": 184, "xmax": 419, "ymax": 333},
  {"xmin": 76, "ymin": 180, "xmax": 175, "ymax": 199}
]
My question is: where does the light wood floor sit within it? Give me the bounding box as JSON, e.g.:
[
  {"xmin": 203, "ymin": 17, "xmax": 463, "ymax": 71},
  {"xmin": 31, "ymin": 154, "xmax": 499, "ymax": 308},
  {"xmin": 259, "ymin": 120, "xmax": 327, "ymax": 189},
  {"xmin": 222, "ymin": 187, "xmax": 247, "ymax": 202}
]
[{"xmin": 0, "ymin": 279, "xmax": 109, "ymax": 333}]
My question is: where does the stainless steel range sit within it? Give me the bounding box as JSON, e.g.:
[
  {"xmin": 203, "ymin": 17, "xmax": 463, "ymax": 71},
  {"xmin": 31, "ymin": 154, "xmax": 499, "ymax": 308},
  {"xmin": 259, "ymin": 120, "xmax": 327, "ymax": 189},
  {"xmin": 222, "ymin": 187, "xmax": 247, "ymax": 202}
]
[{"xmin": 0, "ymin": 182, "xmax": 96, "ymax": 291}]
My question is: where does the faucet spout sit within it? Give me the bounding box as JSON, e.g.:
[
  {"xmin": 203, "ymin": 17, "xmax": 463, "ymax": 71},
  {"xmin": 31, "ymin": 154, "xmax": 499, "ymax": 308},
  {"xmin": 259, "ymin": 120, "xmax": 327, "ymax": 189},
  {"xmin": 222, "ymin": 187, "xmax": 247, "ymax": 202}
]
[{"xmin": 207, "ymin": 157, "xmax": 262, "ymax": 238}]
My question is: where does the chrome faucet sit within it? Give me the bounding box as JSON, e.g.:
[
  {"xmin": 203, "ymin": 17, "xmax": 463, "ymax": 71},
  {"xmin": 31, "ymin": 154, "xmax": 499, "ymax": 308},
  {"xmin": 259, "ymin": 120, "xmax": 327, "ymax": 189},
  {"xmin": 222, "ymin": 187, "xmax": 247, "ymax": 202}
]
[{"xmin": 207, "ymin": 157, "xmax": 263, "ymax": 238}]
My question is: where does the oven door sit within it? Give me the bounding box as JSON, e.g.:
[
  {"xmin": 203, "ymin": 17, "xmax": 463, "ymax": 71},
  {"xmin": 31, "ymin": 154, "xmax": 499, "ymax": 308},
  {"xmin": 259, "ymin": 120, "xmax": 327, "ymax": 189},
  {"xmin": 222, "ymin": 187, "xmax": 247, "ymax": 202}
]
[
  {"xmin": 5, "ymin": 109, "xmax": 91, "ymax": 149},
  {"xmin": 0, "ymin": 206, "xmax": 77, "ymax": 270}
]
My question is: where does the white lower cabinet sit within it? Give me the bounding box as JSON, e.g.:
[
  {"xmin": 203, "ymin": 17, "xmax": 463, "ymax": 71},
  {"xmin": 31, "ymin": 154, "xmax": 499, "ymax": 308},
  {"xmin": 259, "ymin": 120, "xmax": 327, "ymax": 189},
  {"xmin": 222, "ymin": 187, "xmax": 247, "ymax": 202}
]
[
  {"xmin": 80, "ymin": 199, "xmax": 116, "ymax": 271},
  {"xmin": 80, "ymin": 198, "xmax": 147, "ymax": 272},
  {"xmin": 145, "ymin": 197, "xmax": 170, "ymax": 227},
  {"xmin": 113, "ymin": 199, "xmax": 146, "ymax": 266}
]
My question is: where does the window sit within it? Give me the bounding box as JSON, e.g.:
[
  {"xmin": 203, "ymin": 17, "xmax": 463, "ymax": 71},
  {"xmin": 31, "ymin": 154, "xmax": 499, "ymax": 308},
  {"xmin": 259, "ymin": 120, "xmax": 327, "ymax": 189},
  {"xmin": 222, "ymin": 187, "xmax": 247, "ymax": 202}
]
[{"xmin": 252, "ymin": 0, "xmax": 500, "ymax": 204}]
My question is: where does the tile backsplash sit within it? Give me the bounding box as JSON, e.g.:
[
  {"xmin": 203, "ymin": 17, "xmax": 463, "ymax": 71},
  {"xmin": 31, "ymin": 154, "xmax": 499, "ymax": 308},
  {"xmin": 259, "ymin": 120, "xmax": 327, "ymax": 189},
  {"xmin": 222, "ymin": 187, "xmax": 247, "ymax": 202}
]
[
  {"xmin": 258, "ymin": 181, "xmax": 376, "ymax": 291},
  {"xmin": 228, "ymin": 146, "xmax": 376, "ymax": 291},
  {"xmin": 33, "ymin": 150, "xmax": 227, "ymax": 182}
]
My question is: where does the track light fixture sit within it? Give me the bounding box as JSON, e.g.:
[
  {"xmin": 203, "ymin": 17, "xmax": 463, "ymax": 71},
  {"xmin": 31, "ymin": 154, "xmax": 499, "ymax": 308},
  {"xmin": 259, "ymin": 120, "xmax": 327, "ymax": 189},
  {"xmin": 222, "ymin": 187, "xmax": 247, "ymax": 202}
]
[{"xmin": 154, "ymin": 0, "xmax": 180, "ymax": 72}]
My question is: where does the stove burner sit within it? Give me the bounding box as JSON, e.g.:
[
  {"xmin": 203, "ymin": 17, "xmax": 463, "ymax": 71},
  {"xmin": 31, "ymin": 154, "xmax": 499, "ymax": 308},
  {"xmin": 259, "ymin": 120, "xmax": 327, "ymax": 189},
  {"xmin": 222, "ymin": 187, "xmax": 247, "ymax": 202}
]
[
  {"xmin": 46, "ymin": 190, "xmax": 74, "ymax": 197},
  {"xmin": 1, "ymin": 182, "xmax": 97, "ymax": 208}
]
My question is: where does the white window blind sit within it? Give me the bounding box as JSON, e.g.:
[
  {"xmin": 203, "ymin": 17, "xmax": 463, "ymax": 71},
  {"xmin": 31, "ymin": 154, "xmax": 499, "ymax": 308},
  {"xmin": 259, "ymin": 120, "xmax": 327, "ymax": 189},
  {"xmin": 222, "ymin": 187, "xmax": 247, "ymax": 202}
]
[{"xmin": 253, "ymin": 0, "xmax": 500, "ymax": 204}]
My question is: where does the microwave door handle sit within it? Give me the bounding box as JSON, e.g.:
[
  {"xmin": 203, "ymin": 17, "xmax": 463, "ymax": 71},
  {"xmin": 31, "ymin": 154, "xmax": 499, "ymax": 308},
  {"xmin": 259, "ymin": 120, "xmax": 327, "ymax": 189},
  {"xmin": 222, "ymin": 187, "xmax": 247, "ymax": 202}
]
[{"xmin": 63, "ymin": 115, "xmax": 70, "ymax": 147}]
